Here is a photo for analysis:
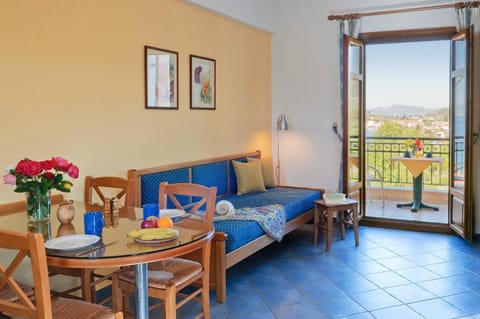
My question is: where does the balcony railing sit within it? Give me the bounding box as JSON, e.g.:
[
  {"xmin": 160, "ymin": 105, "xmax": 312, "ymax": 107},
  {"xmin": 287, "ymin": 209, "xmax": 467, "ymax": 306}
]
[{"xmin": 350, "ymin": 136, "xmax": 450, "ymax": 190}]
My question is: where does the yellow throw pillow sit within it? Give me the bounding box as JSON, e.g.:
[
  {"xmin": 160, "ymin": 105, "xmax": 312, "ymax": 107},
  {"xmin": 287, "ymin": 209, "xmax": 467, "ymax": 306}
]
[
  {"xmin": 232, "ymin": 160, "xmax": 266, "ymax": 195},
  {"xmin": 247, "ymin": 157, "xmax": 276, "ymax": 188}
]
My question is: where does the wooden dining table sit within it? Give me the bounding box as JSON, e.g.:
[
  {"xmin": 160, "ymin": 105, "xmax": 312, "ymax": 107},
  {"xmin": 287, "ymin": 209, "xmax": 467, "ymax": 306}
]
[{"xmin": 0, "ymin": 201, "xmax": 214, "ymax": 319}]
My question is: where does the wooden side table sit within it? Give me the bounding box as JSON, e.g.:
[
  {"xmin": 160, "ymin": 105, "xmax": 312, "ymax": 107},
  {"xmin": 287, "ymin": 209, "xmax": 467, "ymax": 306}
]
[{"xmin": 313, "ymin": 199, "xmax": 359, "ymax": 252}]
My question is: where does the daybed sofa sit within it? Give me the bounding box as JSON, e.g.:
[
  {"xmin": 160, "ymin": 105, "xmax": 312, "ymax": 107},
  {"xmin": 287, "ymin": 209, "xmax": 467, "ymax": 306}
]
[{"xmin": 128, "ymin": 150, "xmax": 323, "ymax": 303}]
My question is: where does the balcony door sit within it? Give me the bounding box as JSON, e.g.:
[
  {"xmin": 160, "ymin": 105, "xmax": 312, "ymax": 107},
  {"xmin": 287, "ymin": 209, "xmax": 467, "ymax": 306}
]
[
  {"xmin": 342, "ymin": 36, "xmax": 365, "ymax": 216},
  {"xmin": 449, "ymin": 28, "xmax": 474, "ymax": 241}
]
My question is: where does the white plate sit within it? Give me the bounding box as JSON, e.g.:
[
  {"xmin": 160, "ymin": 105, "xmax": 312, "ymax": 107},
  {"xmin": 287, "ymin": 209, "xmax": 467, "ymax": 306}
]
[
  {"xmin": 45, "ymin": 234, "xmax": 101, "ymax": 251},
  {"xmin": 159, "ymin": 209, "xmax": 186, "ymax": 219}
]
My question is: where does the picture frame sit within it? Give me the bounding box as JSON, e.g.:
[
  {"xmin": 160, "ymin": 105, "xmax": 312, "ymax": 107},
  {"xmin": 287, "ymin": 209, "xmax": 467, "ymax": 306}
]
[
  {"xmin": 145, "ymin": 46, "xmax": 178, "ymax": 109},
  {"xmin": 190, "ymin": 55, "xmax": 216, "ymax": 110}
]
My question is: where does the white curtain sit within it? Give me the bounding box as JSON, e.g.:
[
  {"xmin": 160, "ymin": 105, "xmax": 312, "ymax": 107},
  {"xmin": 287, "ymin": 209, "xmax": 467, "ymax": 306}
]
[
  {"xmin": 455, "ymin": 3, "xmax": 479, "ymax": 31},
  {"xmin": 338, "ymin": 16, "xmax": 361, "ymax": 192}
]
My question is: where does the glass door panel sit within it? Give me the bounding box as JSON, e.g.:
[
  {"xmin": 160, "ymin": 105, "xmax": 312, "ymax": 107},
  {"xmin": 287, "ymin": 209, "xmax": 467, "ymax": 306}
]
[
  {"xmin": 343, "ymin": 36, "xmax": 365, "ymax": 216},
  {"xmin": 449, "ymin": 30, "xmax": 473, "ymax": 241}
]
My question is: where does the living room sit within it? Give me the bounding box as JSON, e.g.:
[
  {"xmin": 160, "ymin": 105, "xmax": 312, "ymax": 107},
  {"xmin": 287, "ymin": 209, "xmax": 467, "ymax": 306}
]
[{"xmin": 1, "ymin": 1, "xmax": 480, "ymax": 318}]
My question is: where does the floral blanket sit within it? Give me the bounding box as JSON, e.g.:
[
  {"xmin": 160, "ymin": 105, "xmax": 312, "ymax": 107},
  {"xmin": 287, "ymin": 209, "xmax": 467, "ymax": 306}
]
[{"xmin": 214, "ymin": 204, "xmax": 286, "ymax": 241}]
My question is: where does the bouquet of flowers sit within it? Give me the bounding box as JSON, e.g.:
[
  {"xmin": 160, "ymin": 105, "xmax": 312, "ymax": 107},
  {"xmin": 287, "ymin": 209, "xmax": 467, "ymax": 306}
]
[
  {"xmin": 406, "ymin": 138, "xmax": 423, "ymax": 157},
  {"xmin": 3, "ymin": 157, "xmax": 79, "ymax": 193},
  {"xmin": 3, "ymin": 157, "xmax": 79, "ymax": 221}
]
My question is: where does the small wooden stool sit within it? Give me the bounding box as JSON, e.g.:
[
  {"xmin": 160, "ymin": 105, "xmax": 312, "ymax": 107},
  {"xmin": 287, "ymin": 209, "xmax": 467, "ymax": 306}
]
[{"xmin": 313, "ymin": 199, "xmax": 359, "ymax": 252}]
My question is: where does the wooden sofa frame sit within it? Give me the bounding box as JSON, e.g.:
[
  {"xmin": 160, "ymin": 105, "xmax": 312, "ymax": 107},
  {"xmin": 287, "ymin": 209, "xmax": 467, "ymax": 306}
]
[{"xmin": 128, "ymin": 151, "xmax": 324, "ymax": 303}]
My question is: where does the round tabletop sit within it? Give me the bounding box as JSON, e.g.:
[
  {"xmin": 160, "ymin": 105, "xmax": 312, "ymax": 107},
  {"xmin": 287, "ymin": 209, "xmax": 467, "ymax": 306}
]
[{"xmin": 1, "ymin": 201, "xmax": 214, "ymax": 269}]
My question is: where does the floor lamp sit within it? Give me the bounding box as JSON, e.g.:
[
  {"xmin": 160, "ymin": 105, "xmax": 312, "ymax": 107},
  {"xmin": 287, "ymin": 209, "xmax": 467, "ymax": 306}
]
[{"xmin": 276, "ymin": 114, "xmax": 289, "ymax": 185}]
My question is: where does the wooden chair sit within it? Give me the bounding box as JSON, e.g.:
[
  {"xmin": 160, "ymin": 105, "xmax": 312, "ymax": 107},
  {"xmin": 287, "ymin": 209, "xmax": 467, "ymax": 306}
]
[
  {"xmin": 0, "ymin": 229, "xmax": 123, "ymax": 319},
  {"xmin": 112, "ymin": 182, "xmax": 217, "ymax": 319},
  {"xmin": 53, "ymin": 176, "xmax": 136, "ymax": 304},
  {"xmin": 0, "ymin": 194, "xmax": 96, "ymax": 302},
  {"xmin": 84, "ymin": 176, "xmax": 135, "ymax": 211}
]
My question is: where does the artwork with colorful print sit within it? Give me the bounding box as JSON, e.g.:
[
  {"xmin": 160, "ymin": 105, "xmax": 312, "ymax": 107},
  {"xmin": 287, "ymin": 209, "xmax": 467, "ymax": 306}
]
[{"xmin": 190, "ymin": 55, "xmax": 216, "ymax": 110}]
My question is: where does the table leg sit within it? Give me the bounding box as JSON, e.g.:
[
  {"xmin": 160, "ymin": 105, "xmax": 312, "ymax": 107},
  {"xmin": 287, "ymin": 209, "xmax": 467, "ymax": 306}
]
[
  {"xmin": 313, "ymin": 204, "xmax": 319, "ymax": 245},
  {"xmin": 135, "ymin": 263, "xmax": 148, "ymax": 319},
  {"xmin": 340, "ymin": 210, "xmax": 346, "ymax": 240},
  {"xmin": 396, "ymin": 173, "xmax": 439, "ymax": 212},
  {"xmin": 326, "ymin": 209, "xmax": 333, "ymax": 252},
  {"xmin": 353, "ymin": 206, "xmax": 359, "ymax": 246}
]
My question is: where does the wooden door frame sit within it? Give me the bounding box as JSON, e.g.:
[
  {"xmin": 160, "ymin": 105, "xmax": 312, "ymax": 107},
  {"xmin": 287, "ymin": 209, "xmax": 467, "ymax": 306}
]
[
  {"xmin": 342, "ymin": 36, "xmax": 366, "ymax": 212},
  {"xmin": 357, "ymin": 26, "xmax": 457, "ymax": 232}
]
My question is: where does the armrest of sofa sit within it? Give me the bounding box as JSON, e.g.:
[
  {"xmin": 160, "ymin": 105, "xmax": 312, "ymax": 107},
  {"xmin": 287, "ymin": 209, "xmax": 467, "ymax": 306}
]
[{"xmin": 277, "ymin": 185, "xmax": 326, "ymax": 194}]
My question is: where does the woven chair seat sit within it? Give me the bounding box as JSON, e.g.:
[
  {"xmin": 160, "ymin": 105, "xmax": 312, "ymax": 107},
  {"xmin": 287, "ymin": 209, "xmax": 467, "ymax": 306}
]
[
  {"xmin": 118, "ymin": 258, "xmax": 202, "ymax": 289},
  {"xmin": 11, "ymin": 297, "xmax": 117, "ymax": 319},
  {"xmin": 0, "ymin": 283, "xmax": 34, "ymax": 302}
]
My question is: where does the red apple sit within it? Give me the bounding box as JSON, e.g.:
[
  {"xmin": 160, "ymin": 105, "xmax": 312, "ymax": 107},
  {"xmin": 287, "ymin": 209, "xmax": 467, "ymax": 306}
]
[{"xmin": 141, "ymin": 219, "xmax": 157, "ymax": 229}]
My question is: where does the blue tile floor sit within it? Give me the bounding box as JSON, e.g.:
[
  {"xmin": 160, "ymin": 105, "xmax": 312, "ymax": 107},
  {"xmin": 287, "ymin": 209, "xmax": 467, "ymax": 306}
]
[{"xmin": 110, "ymin": 226, "xmax": 480, "ymax": 319}]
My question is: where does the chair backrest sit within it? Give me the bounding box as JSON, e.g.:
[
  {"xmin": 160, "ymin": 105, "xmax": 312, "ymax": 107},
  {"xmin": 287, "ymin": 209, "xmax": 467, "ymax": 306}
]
[
  {"xmin": 159, "ymin": 183, "xmax": 217, "ymax": 222},
  {"xmin": 0, "ymin": 194, "xmax": 64, "ymax": 217},
  {"xmin": 0, "ymin": 230, "xmax": 52, "ymax": 319},
  {"xmin": 84, "ymin": 176, "xmax": 136, "ymax": 211}
]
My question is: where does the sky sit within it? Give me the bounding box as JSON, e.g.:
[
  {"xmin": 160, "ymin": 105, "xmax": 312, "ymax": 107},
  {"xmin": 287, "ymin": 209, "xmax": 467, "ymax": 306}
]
[{"xmin": 365, "ymin": 40, "xmax": 450, "ymax": 110}]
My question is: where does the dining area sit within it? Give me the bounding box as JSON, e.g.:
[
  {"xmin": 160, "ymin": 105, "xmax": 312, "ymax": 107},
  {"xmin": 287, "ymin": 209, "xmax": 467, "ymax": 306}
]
[{"xmin": 0, "ymin": 168, "xmax": 217, "ymax": 319}]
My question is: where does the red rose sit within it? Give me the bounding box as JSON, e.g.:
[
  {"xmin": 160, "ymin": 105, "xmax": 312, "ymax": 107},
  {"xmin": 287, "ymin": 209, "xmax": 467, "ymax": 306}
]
[
  {"xmin": 41, "ymin": 159, "xmax": 56, "ymax": 170},
  {"xmin": 66, "ymin": 164, "xmax": 79, "ymax": 179},
  {"xmin": 43, "ymin": 172, "xmax": 55, "ymax": 179},
  {"xmin": 53, "ymin": 157, "xmax": 70, "ymax": 171},
  {"xmin": 16, "ymin": 160, "xmax": 43, "ymax": 177}
]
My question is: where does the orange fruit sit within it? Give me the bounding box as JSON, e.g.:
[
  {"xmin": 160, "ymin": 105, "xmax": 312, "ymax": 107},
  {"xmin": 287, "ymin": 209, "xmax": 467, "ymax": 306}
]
[{"xmin": 157, "ymin": 216, "xmax": 173, "ymax": 228}]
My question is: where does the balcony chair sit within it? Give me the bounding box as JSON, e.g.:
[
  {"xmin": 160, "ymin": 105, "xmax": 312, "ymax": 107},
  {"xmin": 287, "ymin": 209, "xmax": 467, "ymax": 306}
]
[
  {"xmin": 367, "ymin": 165, "xmax": 385, "ymax": 208},
  {"xmin": 0, "ymin": 229, "xmax": 123, "ymax": 319},
  {"xmin": 112, "ymin": 182, "xmax": 217, "ymax": 319}
]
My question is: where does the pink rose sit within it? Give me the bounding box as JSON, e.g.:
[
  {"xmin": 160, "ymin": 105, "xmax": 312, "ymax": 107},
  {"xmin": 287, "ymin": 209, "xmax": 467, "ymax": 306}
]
[
  {"xmin": 3, "ymin": 174, "xmax": 16, "ymax": 185},
  {"xmin": 66, "ymin": 164, "xmax": 79, "ymax": 179},
  {"xmin": 16, "ymin": 160, "xmax": 43, "ymax": 177},
  {"xmin": 53, "ymin": 157, "xmax": 70, "ymax": 171}
]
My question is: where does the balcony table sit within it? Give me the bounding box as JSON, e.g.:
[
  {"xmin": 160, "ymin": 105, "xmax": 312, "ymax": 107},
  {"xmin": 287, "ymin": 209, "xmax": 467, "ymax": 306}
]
[
  {"xmin": 390, "ymin": 156, "xmax": 444, "ymax": 212},
  {"xmin": 0, "ymin": 201, "xmax": 214, "ymax": 319}
]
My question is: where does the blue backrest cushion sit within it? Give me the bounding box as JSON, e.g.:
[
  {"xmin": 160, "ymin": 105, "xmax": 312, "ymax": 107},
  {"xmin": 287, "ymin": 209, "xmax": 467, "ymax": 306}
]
[
  {"xmin": 192, "ymin": 161, "xmax": 228, "ymax": 196},
  {"xmin": 141, "ymin": 168, "xmax": 190, "ymax": 205}
]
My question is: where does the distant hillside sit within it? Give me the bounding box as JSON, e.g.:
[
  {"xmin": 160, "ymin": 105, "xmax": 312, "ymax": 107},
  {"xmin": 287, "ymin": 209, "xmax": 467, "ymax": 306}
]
[{"xmin": 367, "ymin": 104, "xmax": 442, "ymax": 117}]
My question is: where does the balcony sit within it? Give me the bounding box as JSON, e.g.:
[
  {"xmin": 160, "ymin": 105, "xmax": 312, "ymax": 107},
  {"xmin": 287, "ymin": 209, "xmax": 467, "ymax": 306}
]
[{"xmin": 357, "ymin": 137, "xmax": 449, "ymax": 224}]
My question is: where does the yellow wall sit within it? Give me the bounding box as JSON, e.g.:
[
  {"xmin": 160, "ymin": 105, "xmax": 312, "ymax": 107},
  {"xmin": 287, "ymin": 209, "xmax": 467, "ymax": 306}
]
[{"xmin": 0, "ymin": 0, "xmax": 272, "ymax": 202}]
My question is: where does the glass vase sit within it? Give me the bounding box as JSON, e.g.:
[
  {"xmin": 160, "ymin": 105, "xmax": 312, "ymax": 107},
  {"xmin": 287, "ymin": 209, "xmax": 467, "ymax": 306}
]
[{"xmin": 26, "ymin": 190, "xmax": 51, "ymax": 222}]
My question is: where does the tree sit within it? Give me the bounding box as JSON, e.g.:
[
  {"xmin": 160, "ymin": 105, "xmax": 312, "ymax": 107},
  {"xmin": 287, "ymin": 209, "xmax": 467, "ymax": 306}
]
[{"xmin": 374, "ymin": 121, "xmax": 426, "ymax": 137}]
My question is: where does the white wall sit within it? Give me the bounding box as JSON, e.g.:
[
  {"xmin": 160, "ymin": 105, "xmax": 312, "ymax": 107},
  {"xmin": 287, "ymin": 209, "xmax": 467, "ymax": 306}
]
[
  {"xmin": 272, "ymin": 0, "xmax": 480, "ymax": 233},
  {"xmin": 183, "ymin": 0, "xmax": 276, "ymax": 33}
]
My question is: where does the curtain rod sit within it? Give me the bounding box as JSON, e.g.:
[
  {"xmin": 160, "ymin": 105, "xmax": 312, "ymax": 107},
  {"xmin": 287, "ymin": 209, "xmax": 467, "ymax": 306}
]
[{"xmin": 328, "ymin": 1, "xmax": 479, "ymax": 21}]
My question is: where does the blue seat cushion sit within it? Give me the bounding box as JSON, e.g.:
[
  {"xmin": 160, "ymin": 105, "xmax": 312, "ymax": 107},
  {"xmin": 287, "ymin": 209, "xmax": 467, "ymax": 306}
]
[{"xmin": 214, "ymin": 187, "xmax": 321, "ymax": 253}]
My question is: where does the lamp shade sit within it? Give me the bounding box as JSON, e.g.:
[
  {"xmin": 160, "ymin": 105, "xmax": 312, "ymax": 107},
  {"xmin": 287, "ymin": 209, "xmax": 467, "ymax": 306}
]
[{"xmin": 277, "ymin": 114, "xmax": 288, "ymax": 131}]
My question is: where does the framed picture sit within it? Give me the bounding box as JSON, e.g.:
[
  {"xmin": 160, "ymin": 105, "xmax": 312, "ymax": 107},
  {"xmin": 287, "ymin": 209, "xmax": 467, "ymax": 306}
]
[
  {"xmin": 145, "ymin": 46, "xmax": 178, "ymax": 109},
  {"xmin": 190, "ymin": 55, "xmax": 216, "ymax": 110}
]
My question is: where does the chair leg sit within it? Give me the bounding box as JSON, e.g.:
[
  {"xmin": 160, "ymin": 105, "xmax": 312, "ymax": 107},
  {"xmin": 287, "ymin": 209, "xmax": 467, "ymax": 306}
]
[
  {"xmin": 202, "ymin": 272, "xmax": 211, "ymax": 319},
  {"xmin": 111, "ymin": 274, "xmax": 123, "ymax": 312},
  {"xmin": 80, "ymin": 269, "xmax": 95, "ymax": 302},
  {"xmin": 165, "ymin": 284, "xmax": 177, "ymax": 319}
]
